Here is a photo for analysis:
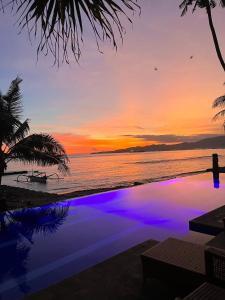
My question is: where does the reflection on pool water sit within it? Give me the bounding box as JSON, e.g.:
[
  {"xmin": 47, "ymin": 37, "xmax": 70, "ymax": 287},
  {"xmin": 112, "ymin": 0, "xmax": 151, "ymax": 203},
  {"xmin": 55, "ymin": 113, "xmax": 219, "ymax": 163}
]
[{"xmin": 1, "ymin": 172, "xmax": 225, "ymax": 299}]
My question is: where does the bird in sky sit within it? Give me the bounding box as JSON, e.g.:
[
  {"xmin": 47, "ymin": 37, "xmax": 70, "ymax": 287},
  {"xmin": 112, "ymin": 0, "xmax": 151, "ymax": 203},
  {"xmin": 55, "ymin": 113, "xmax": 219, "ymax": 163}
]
[
  {"xmin": 154, "ymin": 67, "xmax": 158, "ymax": 71},
  {"xmin": 190, "ymin": 56, "xmax": 193, "ymax": 59}
]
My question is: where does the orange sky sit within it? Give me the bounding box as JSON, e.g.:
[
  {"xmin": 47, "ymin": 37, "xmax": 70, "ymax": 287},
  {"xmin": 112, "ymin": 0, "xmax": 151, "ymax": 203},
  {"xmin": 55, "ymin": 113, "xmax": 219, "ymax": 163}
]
[
  {"xmin": 52, "ymin": 133, "xmax": 149, "ymax": 154},
  {"xmin": 52, "ymin": 3, "xmax": 225, "ymax": 154}
]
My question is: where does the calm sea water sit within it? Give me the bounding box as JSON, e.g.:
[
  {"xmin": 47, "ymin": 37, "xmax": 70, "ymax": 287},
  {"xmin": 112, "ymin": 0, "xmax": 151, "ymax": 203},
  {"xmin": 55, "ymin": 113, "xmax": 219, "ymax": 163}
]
[{"xmin": 2, "ymin": 149, "xmax": 225, "ymax": 194}]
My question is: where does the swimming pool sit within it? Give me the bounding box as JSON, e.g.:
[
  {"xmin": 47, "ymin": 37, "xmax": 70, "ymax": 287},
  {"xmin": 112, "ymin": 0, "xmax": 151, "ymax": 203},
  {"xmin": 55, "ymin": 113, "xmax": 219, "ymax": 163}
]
[{"xmin": 0, "ymin": 172, "xmax": 225, "ymax": 299}]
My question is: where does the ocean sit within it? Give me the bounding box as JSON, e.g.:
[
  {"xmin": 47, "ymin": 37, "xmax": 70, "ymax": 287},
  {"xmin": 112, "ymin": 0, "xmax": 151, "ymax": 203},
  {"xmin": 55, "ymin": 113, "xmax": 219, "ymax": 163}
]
[{"xmin": 2, "ymin": 149, "xmax": 225, "ymax": 194}]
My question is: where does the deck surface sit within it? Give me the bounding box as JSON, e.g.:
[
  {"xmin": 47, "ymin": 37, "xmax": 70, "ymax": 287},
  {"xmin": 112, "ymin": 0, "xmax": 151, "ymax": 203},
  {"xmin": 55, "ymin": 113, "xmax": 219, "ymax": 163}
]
[{"xmin": 25, "ymin": 238, "xmax": 204, "ymax": 300}]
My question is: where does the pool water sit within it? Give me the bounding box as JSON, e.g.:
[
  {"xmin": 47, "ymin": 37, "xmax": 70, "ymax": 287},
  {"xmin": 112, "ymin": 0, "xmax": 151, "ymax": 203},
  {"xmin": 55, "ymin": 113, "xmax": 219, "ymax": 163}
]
[{"xmin": 1, "ymin": 172, "xmax": 225, "ymax": 299}]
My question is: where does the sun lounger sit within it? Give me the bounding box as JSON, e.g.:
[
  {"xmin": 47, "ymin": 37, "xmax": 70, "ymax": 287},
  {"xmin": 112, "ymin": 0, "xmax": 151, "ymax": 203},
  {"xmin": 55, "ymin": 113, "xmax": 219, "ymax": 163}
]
[
  {"xmin": 141, "ymin": 238, "xmax": 205, "ymax": 290},
  {"xmin": 183, "ymin": 282, "xmax": 225, "ymax": 299},
  {"xmin": 182, "ymin": 246, "xmax": 225, "ymax": 299},
  {"xmin": 205, "ymin": 246, "xmax": 225, "ymax": 287},
  {"xmin": 150, "ymin": 241, "xmax": 225, "ymax": 299}
]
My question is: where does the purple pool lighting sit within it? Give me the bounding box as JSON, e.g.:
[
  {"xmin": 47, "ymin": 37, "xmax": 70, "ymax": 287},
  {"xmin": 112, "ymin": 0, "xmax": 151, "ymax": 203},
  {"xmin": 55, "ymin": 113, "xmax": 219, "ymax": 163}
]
[{"xmin": 0, "ymin": 172, "xmax": 225, "ymax": 300}]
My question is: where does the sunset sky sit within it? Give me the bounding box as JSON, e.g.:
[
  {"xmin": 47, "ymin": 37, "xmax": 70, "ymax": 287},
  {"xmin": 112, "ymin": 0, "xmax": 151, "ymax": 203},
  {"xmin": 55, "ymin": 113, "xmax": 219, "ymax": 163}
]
[{"xmin": 0, "ymin": 1, "xmax": 224, "ymax": 154}]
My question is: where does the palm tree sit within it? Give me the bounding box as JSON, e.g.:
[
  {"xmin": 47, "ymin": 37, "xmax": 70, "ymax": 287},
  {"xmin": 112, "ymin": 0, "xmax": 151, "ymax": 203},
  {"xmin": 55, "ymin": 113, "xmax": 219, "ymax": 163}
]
[
  {"xmin": 0, "ymin": 77, "xmax": 69, "ymax": 185},
  {"xmin": 2, "ymin": 0, "xmax": 139, "ymax": 65},
  {"xmin": 179, "ymin": 0, "xmax": 225, "ymax": 72}
]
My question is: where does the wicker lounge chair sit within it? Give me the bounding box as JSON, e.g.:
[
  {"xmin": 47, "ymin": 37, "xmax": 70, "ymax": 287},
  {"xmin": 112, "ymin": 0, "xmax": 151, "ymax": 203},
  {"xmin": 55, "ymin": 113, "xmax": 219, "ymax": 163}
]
[
  {"xmin": 182, "ymin": 247, "xmax": 225, "ymax": 299},
  {"xmin": 205, "ymin": 246, "xmax": 225, "ymax": 287},
  {"xmin": 182, "ymin": 282, "xmax": 225, "ymax": 299},
  {"xmin": 141, "ymin": 238, "xmax": 205, "ymax": 290}
]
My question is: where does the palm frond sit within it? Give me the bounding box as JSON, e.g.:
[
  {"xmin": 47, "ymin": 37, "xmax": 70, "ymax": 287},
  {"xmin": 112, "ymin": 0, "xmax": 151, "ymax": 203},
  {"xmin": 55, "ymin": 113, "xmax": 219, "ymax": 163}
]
[
  {"xmin": 0, "ymin": 91, "xmax": 3, "ymax": 108},
  {"xmin": 212, "ymin": 95, "xmax": 225, "ymax": 108},
  {"xmin": 220, "ymin": 0, "xmax": 225, "ymax": 7},
  {"xmin": 0, "ymin": 77, "xmax": 24, "ymax": 143},
  {"xmin": 0, "ymin": 112, "xmax": 22, "ymax": 143},
  {"xmin": 7, "ymin": 133, "xmax": 69, "ymax": 173},
  {"xmin": 4, "ymin": 119, "xmax": 30, "ymax": 148},
  {"xmin": 3, "ymin": 77, "xmax": 23, "ymax": 119},
  {"xmin": 3, "ymin": 0, "xmax": 139, "ymax": 65},
  {"xmin": 212, "ymin": 95, "xmax": 225, "ymax": 124},
  {"xmin": 179, "ymin": 0, "xmax": 219, "ymax": 16},
  {"xmin": 212, "ymin": 109, "xmax": 225, "ymax": 121},
  {"xmin": 179, "ymin": 0, "xmax": 193, "ymax": 16}
]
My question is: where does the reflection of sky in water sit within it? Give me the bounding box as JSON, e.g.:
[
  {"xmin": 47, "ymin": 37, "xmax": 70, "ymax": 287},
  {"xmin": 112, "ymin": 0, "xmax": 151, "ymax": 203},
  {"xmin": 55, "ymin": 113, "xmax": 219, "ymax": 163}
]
[{"xmin": 0, "ymin": 172, "xmax": 225, "ymax": 299}]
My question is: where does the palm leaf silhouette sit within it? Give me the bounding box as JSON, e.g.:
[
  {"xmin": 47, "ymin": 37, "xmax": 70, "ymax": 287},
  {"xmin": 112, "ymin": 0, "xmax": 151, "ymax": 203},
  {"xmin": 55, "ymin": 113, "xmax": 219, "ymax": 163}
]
[
  {"xmin": 9, "ymin": 203, "xmax": 70, "ymax": 236},
  {"xmin": 212, "ymin": 95, "xmax": 225, "ymax": 121},
  {"xmin": 0, "ymin": 77, "xmax": 69, "ymax": 184},
  {"xmin": 2, "ymin": 0, "xmax": 139, "ymax": 64},
  {"xmin": 179, "ymin": 0, "xmax": 225, "ymax": 71}
]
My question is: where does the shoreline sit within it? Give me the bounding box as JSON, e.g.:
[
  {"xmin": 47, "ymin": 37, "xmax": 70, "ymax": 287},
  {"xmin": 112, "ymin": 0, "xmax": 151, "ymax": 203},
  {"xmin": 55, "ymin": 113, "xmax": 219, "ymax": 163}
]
[
  {"xmin": 0, "ymin": 169, "xmax": 209, "ymax": 212},
  {"xmin": 0, "ymin": 184, "xmax": 134, "ymax": 212}
]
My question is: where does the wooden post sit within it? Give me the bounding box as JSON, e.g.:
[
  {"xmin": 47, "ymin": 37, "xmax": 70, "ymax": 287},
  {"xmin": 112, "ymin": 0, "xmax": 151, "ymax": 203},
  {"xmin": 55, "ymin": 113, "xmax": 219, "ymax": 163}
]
[{"xmin": 212, "ymin": 153, "xmax": 219, "ymax": 172}]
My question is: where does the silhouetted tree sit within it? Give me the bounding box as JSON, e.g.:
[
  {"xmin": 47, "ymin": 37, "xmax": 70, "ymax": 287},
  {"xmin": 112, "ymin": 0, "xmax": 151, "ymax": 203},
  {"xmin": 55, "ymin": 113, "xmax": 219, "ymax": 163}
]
[
  {"xmin": 180, "ymin": 0, "xmax": 225, "ymax": 71},
  {"xmin": 212, "ymin": 94, "xmax": 225, "ymax": 127},
  {"xmin": 0, "ymin": 77, "xmax": 69, "ymax": 185}
]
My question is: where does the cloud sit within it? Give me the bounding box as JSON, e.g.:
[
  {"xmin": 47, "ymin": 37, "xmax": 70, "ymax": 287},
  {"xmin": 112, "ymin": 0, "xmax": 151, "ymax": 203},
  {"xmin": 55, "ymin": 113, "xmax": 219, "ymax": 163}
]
[
  {"xmin": 52, "ymin": 132, "xmax": 222, "ymax": 155},
  {"xmin": 123, "ymin": 134, "xmax": 220, "ymax": 143}
]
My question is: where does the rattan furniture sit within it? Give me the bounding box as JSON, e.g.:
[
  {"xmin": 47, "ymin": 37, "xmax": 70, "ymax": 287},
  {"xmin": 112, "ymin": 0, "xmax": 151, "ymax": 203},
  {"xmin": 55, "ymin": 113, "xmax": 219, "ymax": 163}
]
[
  {"xmin": 141, "ymin": 238, "xmax": 205, "ymax": 289},
  {"xmin": 183, "ymin": 282, "xmax": 225, "ymax": 300},
  {"xmin": 183, "ymin": 246, "xmax": 225, "ymax": 299},
  {"xmin": 204, "ymin": 246, "xmax": 225, "ymax": 288}
]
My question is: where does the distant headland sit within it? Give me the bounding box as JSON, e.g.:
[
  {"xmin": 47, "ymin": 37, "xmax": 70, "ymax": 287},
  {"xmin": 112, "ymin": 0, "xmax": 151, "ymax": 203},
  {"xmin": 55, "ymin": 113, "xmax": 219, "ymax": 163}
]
[{"xmin": 92, "ymin": 136, "xmax": 225, "ymax": 155}]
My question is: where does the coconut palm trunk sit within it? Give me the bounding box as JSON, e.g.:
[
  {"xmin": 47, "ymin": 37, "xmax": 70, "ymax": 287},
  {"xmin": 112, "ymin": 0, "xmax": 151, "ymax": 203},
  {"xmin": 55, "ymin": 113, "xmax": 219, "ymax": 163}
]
[
  {"xmin": 205, "ymin": 1, "xmax": 225, "ymax": 71},
  {"xmin": 0, "ymin": 149, "xmax": 5, "ymax": 185},
  {"xmin": 0, "ymin": 167, "xmax": 3, "ymax": 185}
]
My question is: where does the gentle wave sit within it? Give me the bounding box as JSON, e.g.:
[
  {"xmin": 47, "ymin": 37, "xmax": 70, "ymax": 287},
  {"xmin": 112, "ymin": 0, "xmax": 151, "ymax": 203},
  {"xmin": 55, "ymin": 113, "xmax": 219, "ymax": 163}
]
[
  {"xmin": 117, "ymin": 169, "xmax": 208, "ymax": 186},
  {"xmin": 55, "ymin": 169, "xmax": 208, "ymax": 195},
  {"xmin": 132, "ymin": 155, "xmax": 214, "ymax": 165}
]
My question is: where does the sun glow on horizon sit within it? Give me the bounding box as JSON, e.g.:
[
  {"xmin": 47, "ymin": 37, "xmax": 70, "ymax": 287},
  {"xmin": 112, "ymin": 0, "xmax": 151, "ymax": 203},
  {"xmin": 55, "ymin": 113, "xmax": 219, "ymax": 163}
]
[
  {"xmin": 53, "ymin": 131, "xmax": 223, "ymax": 155},
  {"xmin": 52, "ymin": 133, "xmax": 150, "ymax": 154}
]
